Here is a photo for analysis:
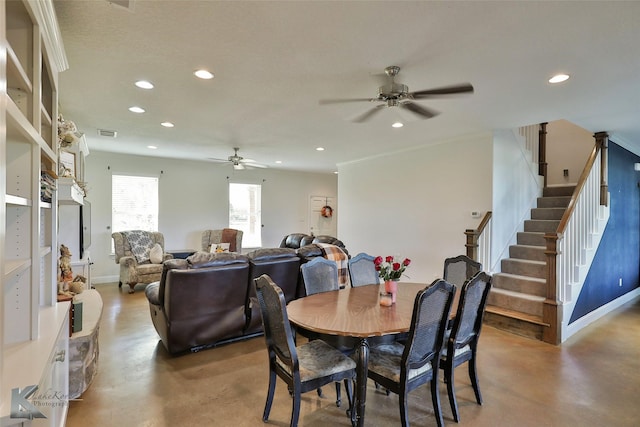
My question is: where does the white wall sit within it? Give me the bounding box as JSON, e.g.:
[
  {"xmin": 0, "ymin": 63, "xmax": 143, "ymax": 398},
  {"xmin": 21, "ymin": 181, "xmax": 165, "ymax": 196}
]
[
  {"xmin": 546, "ymin": 120, "xmax": 594, "ymax": 186},
  {"xmin": 85, "ymin": 151, "xmax": 337, "ymax": 283},
  {"xmin": 338, "ymin": 133, "xmax": 493, "ymax": 283},
  {"xmin": 491, "ymin": 129, "xmax": 543, "ymax": 272}
]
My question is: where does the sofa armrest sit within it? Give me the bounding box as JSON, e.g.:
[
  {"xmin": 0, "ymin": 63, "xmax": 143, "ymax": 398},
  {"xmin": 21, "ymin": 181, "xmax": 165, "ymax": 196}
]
[{"xmin": 145, "ymin": 281, "xmax": 161, "ymax": 306}]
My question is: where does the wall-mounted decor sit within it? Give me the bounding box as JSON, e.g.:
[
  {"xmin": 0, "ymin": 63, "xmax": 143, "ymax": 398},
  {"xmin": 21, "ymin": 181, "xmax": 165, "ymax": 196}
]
[{"xmin": 60, "ymin": 150, "xmax": 76, "ymax": 178}]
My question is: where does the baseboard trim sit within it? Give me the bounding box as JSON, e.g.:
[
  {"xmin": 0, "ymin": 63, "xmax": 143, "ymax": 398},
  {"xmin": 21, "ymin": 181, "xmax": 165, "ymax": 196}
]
[
  {"xmin": 563, "ymin": 288, "xmax": 640, "ymax": 342},
  {"xmin": 93, "ymin": 275, "xmax": 119, "ymax": 284}
]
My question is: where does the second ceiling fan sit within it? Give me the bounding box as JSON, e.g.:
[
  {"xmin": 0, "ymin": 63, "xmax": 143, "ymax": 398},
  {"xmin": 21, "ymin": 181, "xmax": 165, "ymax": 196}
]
[
  {"xmin": 209, "ymin": 147, "xmax": 267, "ymax": 170},
  {"xmin": 320, "ymin": 65, "xmax": 474, "ymax": 122}
]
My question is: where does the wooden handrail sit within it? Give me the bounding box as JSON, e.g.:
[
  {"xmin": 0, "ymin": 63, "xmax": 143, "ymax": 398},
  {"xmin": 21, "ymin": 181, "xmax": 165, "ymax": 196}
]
[
  {"xmin": 465, "ymin": 211, "xmax": 492, "ymax": 261},
  {"xmin": 554, "ymin": 135, "xmax": 605, "ymax": 236}
]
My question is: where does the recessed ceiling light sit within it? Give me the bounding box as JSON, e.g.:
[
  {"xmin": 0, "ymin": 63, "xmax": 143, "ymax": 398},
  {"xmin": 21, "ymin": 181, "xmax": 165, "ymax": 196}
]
[
  {"xmin": 128, "ymin": 106, "xmax": 145, "ymax": 113},
  {"xmin": 160, "ymin": 122, "xmax": 174, "ymax": 128},
  {"xmin": 275, "ymin": 160, "xmax": 282, "ymax": 164},
  {"xmin": 334, "ymin": 171, "xmax": 338, "ymax": 174},
  {"xmin": 135, "ymin": 80, "xmax": 154, "ymax": 89},
  {"xmin": 549, "ymin": 74, "xmax": 570, "ymax": 84},
  {"xmin": 147, "ymin": 145, "xmax": 157, "ymax": 149},
  {"xmin": 392, "ymin": 122, "xmax": 404, "ymax": 128},
  {"xmin": 194, "ymin": 69, "xmax": 214, "ymax": 79},
  {"xmin": 316, "ymin": 147, "xmax": 325, "ymax": 151}
]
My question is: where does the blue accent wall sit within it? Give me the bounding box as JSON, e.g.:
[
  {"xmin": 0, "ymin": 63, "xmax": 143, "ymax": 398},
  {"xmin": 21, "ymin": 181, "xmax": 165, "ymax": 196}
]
[{"xmin": 570, "ymin": 142, "xmax": 640, "ymax": 322}]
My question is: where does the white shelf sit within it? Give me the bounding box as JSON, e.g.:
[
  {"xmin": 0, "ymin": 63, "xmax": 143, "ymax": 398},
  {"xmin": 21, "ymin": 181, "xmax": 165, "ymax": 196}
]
[
  {"xmin": 5, "ymin": 194, "xmax": 32, "ymax": 206},
  {"xmin": 58, "ymin": 178, "xmax": 84, "ymax": 205},
  {"xmin": 0, "ymin": 303, "xmax": 70, "ymax": 422},
  {"xmin": 3, "ymin": 258, "xmax": 31, "ymax": 280}
]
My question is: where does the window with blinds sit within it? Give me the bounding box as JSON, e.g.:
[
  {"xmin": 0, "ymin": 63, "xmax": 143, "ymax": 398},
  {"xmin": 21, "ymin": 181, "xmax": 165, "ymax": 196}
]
[
  {"xmin": 112, "ymin": 174, "xmax": 159, "ymax": 235},
  {"xmin": 229, "ymin": 183, "xmax": 262, "ymax": 248}
]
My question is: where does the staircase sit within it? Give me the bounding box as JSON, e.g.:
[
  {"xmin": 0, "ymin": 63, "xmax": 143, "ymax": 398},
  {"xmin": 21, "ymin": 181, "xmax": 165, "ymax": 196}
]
[{"xmin": 485, "ymin": 185, "xmax": 574, "ymax": 340}]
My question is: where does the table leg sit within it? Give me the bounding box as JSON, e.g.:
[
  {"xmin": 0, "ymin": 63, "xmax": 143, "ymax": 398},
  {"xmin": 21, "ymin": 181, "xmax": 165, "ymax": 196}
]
[{"xmin": 353, "ymin": 337, "xmax": 369, "ymax": 427}]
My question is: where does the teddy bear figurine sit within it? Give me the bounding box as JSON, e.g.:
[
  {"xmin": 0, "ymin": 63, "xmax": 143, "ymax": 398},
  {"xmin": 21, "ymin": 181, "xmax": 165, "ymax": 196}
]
[{"xmin": 59, "ymin": 244, "xmax": 74, "ymax": 283}]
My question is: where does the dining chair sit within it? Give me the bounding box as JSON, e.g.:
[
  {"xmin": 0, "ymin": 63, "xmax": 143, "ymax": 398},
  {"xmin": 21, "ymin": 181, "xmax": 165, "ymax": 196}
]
[
  {"xmin": 366, "ymin": 279, "xmax": 456, "ymax": 427},
  {"xmin": 443, "ymin": 254, "xmax": 482, "ymax": 288},
  {"xmin": 440, "ymin": 271, "xmax": 492, "ymax": 422},
  {"xmin": 253, "ymin": 274, "xmax": 356, "ymax": 427},
  {"xmin": 348, "ymin": 252, "xmax": 379, "ymax": 287},
  {"xmin": 300, "ymin": 256, "xmax": 340, "ymax": 295},
  {"xmin": 299, "ymin": 256, "xmax": 345, "ymax": 406}
]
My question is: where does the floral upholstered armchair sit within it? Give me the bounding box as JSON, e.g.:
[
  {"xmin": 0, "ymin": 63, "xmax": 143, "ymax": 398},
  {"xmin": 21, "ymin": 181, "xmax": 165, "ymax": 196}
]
[
  {"xmin": 201, "ymin": 229, "xmax": 244, "ymax": 253},
  {"xmin": 112, "ymin": 231, "xmax": 173, "ymax": 293}
]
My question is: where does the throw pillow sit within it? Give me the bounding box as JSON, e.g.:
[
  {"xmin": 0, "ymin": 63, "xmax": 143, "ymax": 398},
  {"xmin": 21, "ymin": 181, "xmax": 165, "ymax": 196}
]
[
  {"xmin": 210, "ymin": 243, "xmax": 230, "ymax": 253},
  {"xmin": 149, "ymin": 243, "xmax": 164, "ymax": 264}
]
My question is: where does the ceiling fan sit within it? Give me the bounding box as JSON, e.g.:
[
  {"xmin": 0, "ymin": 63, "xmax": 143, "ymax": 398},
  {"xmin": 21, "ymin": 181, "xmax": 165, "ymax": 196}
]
[
  {"xmin": 319, "ymin": 65, "xmax": 474, "ymax": 122},
  {"xmin": 209, "ymin": 147, "xmax": 267, "ymax": 170}
]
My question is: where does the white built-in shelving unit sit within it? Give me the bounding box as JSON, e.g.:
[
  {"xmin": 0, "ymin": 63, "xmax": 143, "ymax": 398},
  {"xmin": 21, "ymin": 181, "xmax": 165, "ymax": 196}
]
[{"xmin": 1, "ymin": 1, "xmax": 70, "ymax": 425}]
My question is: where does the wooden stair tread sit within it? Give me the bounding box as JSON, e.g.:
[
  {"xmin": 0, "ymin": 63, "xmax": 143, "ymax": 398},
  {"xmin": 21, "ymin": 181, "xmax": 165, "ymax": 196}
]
[{"xmin": 485, "ymin": 305, "xmax": 549, "ymax": 327}]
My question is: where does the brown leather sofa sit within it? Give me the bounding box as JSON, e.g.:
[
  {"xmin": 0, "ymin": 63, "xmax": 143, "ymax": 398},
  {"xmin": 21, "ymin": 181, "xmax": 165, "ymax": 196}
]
[
  {"xmin": 145, "ymin": 252, "xmax": 253, "ymax": 354},
  {"xmin": 145, "ymin": 241, "xmax": 349, "ymax": 355},
  {"xmin": 244, "ymin": 248, "xmax": 301, "ymax": 334},
  {"xmin": 279, "ymin": 233, "xmax": 348, "ymax": 254}
]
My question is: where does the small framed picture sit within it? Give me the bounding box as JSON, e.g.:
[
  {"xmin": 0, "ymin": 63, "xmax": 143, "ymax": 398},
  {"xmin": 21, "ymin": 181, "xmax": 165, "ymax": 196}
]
[{"xmin": 59, "ymin": 150, "xmax": 76, "ymax": 178}]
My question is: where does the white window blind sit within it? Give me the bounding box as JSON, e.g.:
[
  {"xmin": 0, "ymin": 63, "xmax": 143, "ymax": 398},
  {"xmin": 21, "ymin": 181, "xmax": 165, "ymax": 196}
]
[
  {"xmin": 229, "ymin": 183, "xmax": 262, "ymax": 248},
  {"xmin": 112, "ymin": 174, "xmax": 159, "ymax": 233}
]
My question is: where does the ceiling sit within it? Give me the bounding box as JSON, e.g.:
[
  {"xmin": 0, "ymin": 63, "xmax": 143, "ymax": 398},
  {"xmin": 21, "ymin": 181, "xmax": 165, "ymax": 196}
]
[{"xmin": 53, "ymin": 1, "xmax": 640, "ymax": 174}]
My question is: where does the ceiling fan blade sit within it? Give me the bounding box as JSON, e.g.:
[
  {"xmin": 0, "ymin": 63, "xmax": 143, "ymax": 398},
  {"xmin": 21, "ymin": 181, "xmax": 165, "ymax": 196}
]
[
  {"xmin": 352, "ymin": 104, "xmax": 386, "ymax": 123},
  {"xmin": 319, "ymin": 98, "xmax": 375, "ymax": 105},
  {"xmin": 410, "ymin": 83, "xmax": 474, "ymax": 99},
  {"xmin": 208, "ymin": 157, "xmax": 229, "ymax": 163},
  {"xmin": 399, "ymin": 101, "xmax": 439, "ymax": 119},
  {"xmin": 247, "ymin": 163, "xmax": 268, "ymax": 169}
]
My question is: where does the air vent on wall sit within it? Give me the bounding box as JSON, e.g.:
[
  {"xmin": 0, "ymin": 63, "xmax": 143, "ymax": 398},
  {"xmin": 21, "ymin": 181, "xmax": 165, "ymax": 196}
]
[
  {"xmin": 97, "ymin": 129, "xmax": 118, "ymax": 138},
  {"xmin": 107, "ymin": 0, "xmax": 135, "ymax": 11}
]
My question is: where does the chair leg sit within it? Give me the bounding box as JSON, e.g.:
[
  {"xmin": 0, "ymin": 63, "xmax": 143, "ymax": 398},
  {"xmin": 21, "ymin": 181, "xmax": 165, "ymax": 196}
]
[
  {"xmin": 343, "ymin": 379, "xmax": 354, "ymax": 420},
  {"xmin": 263, "ymin": 370, "xmax": 277, "ymax": 422},
  {"xmin": 291, "ymin": 387, "xmax": 301, "ymax": 427},
  {"xmin": 445, "ymin": 363, "xmax": 460, "ymax": 422},
  {"xmin": 468, "ymin": 355, "xmax": 483, "ymax": 405},
  {"xmin": 399, "ymin": 389, "xmax": 410, "ymax": 427},
  {"xmin": 335, "ymin": 381, "xmax": 342, "ymax": 407},
  {"xmin": 431, "ymin": 375, "xmax": 445, "ymax": 427}
]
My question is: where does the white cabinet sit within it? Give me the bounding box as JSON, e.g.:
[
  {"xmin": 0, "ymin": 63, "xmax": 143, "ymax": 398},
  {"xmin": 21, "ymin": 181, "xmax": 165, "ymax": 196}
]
[{"xmin": 1, "ymin": 0, "xmax": 69, "ymax": 425}]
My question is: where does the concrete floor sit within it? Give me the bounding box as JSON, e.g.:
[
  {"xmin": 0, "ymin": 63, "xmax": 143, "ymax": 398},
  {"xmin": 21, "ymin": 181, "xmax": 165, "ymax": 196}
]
[{"xmin": 66, "ymin": 283, "xmax": 640, "ymax": 427}]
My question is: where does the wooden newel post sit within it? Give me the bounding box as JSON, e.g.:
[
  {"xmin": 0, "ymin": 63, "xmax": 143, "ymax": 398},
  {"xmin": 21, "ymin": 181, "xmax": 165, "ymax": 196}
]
[
  {"xmin": 543, "ymin": 232, "xmax": 560, "ymax": 344},
  {"xmin": 465, "ymin": 229, "xmax": 479, "ymax": 261},
  {"xmin": 539, "ymin": 122, "xmax": 548, "ymax": 187},
  {"xmin": 594, "ymin": 131, "xmax": 608, "ymax": 207}
]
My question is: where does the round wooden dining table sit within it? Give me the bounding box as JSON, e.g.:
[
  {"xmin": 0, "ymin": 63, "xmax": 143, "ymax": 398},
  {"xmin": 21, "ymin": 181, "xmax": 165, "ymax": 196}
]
[{"xmin": 286, "ymin": 282, "xmax": 428, "ymax": 427}]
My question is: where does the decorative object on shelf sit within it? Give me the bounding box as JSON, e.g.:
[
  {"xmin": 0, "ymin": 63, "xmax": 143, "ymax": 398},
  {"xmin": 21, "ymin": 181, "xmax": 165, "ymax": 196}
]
[
  {"xmin": 58, "ymin": 114, "xmax": 83, "ymax": 149},
  {"xmin": 59, "ymin": 244, "xmax": 74, "ymax": 283},
  {"xmin": 374, "ymin": 255, "xmax": 411, "ymax": 304},
  {"xmin": 59, "ymin": 150, "xmax": 76, "ymax": 178},
  {"xmin": 40, "ymin": 169, "xmax": 58, "ymax": 203},
  {"xmin": 70, "ymin": 276, "xmax": 86, "ymax": 294}
]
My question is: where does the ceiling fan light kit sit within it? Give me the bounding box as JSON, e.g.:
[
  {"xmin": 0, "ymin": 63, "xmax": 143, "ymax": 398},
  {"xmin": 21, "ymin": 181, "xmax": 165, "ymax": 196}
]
[{"xmin": 320, "ymin": 65, "xmax": 474, "ymax": 123}]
